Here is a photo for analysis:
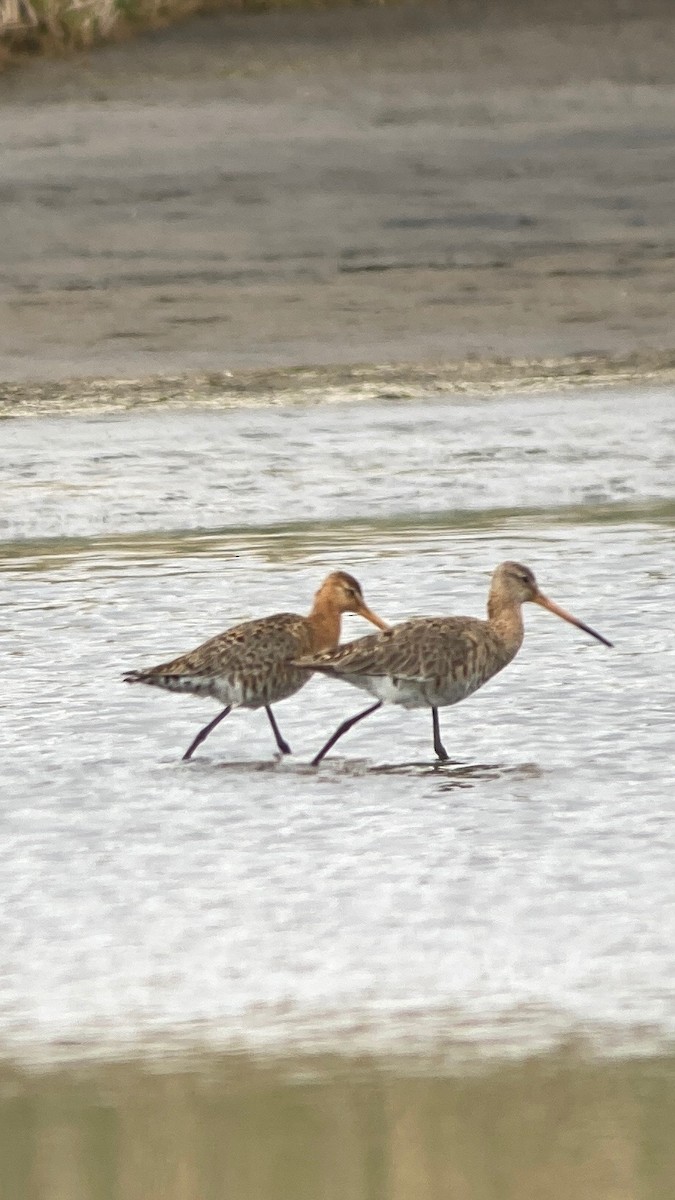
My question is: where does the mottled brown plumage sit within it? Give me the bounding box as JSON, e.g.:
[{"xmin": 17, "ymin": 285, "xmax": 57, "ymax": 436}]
[
  {"xmin": 293, "ymin": 561, "xmax": 612, "ymax": 765},
  {"xmin": 123, "ymin": 571, "xmax": 388, "ymax": 760}
]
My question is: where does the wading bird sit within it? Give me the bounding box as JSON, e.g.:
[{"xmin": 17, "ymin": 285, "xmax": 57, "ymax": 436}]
[
  {"xmin": 293, "ymin": 561, "xmax": 612, "ymax": 765},
  {"xmin": 123, "ymin": 571, "xmax": 388, "ymax": 760}
]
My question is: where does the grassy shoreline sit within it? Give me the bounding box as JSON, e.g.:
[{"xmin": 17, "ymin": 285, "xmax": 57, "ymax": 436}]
[
  {"xmin": 2, "ymin": 350, "xmax": 674, "ymax": 418},
  {"xmin": 2, "ymin": 0, "xmax": 672, "ymax": 65},
  {"xmin": 0, "ymin": 0, "xmax": 400, "ymax": 63},
  {"xmin": 0, "ymin": 0, "xmax": 184, "ymax": 60}
]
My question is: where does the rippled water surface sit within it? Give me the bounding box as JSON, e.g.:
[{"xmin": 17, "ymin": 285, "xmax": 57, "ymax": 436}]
[{"xmin": 1, "ymin": 387, "xmax": 674, "ymax": 1060}]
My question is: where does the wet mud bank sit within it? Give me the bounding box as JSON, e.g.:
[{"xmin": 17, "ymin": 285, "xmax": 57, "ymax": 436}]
[{"xmin": 2, "ymin": 1, "xmax": 675, "ymax": 383}]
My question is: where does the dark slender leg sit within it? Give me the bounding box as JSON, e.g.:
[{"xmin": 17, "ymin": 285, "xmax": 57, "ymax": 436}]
[
  {"xmin": 182, "ymin": 706, "xmax": 232, "ymax": 761},
  {"xmin": 432, "ymin": 707, "xmax": 449, "ymax": 761},
  {"xmin": 312, "ymin": 701, "xmax": 383, "ymax": 766},
  {"xmin": 265, "ymin": 706, "xmax": 292, "ymax": 755}
]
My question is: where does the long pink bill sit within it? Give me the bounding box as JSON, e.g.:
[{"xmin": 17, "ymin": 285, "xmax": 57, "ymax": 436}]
[
  {"xmin": 356, "ymin": 603, "xmax": 390, "ymax": 632},
  {"xmin": 534, "ymin": 592, "xmax": 613, "ymax": 648}
]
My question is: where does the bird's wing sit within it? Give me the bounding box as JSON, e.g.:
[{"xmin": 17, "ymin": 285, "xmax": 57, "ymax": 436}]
[
  {"xmin": 126, "ymin": 613, "xmax": 305, "ymax": 679},
  {"xmin": 295, "ymin": 618, "xmax": 483, "ymax": 681}
]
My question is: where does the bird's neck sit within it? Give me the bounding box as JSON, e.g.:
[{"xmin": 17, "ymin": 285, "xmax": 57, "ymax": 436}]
[
  {"xmin": 307, "ymin": 597, "xmax": 341, "ymax": 652},
  {"xmin": 487, "ymin": 596, "xmax": 525, "ymax": 656}
]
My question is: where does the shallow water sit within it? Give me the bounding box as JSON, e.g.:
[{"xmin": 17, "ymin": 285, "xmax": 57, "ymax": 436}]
[{"xmin": 1, "ymin": 387, "xmax": 674, "ymax": 1063}]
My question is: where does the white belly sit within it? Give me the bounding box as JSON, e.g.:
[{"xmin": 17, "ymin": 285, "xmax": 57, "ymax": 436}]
[
  {"xmin": 211, "ymin": 669, "xmax": 310, "ymax": 709},
  {"xmin": 345, "ymin": 672, "xmax": 483, "ymax": 710}
]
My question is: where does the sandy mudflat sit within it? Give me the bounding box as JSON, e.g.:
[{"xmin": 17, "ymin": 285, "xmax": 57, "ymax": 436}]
[{"xmin": 1, "ymin": 0, "xmax": 675, "ymax": 384}]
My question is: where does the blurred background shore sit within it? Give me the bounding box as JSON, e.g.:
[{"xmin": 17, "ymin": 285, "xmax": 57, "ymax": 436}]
[
  {"xmin": 3, "ymin": 7, "xmax": 675, "ymax": 1195},
  {"xmin": 1, "ymin": 0, "xmax": 675, "ymax": 382},
  {"xmin": 3, "ymin": 1045, "xmax": 675, "ymax": 1200}
]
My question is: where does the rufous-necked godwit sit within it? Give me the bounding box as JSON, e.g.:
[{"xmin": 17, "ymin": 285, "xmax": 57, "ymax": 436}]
[
  {"xmin": 293, "ymin": 561, "xmax": 612, "ymax": 765},
  {"xmin": 123, "ymin": 571, "xmax": 388, "ymax": 760}
]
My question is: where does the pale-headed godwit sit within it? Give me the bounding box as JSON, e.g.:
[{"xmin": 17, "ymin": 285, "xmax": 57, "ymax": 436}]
[
  {"xmin": 123, "ymin": 571, "xmax": 388, "ymax": 760},
  {"xmin": 293, "ymin": 561, "xmax": 612, "ymax": 765}
]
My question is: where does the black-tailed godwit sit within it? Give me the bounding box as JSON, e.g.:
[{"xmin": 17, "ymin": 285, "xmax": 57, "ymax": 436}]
[
  {"xmin": 293, "ymin": 561, "xmax": 612, "ymax": 765},
  {"xmin": 123, "ymin": 571, "xmax": 388, "ymax": 760}
]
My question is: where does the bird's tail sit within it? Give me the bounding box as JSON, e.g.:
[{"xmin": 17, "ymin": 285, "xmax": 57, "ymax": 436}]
[
  {"xmin": 122, "ymin": 669, "xmax": 213, "ymax": 696},
  {"xmin": 122, "ymin": 670, "xmax": 150, "ymax": 684}
]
